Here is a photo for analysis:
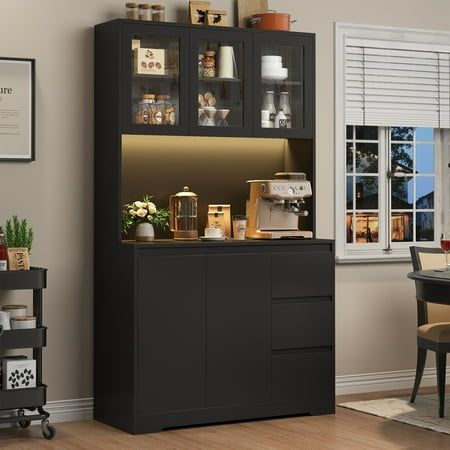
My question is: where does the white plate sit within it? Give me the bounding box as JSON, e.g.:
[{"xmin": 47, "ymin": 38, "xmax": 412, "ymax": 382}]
[
  {"xmin": 199, "ymin": 236, "xmax": 226, "ymax": 241},
  {"xmin": 262, "ymin": 73, "xmax": 288, "ymax": 81}
]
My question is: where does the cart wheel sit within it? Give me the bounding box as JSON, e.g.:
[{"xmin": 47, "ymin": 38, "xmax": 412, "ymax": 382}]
[
  {"xmin": 41, "ymin": 420, "xmax": 56, "ymax": 440},
  {"xmin": 18, "ymin": 420, "xmax": 31, "ymax": 428}
]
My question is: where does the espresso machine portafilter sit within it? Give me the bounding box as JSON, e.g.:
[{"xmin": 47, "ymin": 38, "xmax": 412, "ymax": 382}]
[{"xmin": 246, "ymin": 172, "xmax": 313, "ymax": 239}]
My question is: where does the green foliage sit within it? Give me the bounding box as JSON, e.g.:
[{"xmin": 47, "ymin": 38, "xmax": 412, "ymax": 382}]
[
  {"xmin": 4, "ymin": 215, "xmax": 33, "ymax": 252},
  {"xmin": 122, "ymin": 195, "xmax": 169, "ymax": 236}
]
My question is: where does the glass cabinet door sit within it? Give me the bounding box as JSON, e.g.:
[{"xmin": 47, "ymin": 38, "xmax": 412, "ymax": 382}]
[
  {"xmin": 122, "ymin": 24, "xmax": 189, "ymax": 134},
  {"xmin": 190, "ymin": 29, "xmax": 252, "ymax": 136},
  {"xmin": 253, "ymin": 32, "xmax": 314, "ymax": 138}
]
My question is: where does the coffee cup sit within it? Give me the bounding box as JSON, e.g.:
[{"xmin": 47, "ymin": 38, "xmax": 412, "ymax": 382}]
[
  {"xmin": 204, "ymin": 227, "xmax": 223, "ymax": 238},
  {"xmin": 232, "ymin": 215, "xmax": 247, "ymax": 240}
]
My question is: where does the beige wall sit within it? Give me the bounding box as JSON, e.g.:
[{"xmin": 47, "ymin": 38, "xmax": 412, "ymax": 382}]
[{"xmin": 0, "ymin": 0, "xmax": 449, "ymax": 402}]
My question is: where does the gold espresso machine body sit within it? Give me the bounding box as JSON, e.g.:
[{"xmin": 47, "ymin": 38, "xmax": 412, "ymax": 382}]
[{"xmin": 246, "ymin": 172, "xmax": 313, "ymax": 239}]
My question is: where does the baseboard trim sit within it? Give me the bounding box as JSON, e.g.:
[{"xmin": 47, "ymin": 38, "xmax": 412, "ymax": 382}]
[
  {"xmin": 336, "ymin": 366, "xmax": 450, "ymax": 395},
  {"xmin": 0, "ymin": 367, "xmax": 446, "ymax": 426}
]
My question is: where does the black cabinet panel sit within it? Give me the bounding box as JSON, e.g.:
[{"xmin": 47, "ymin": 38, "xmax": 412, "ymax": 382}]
[
  {"xmin": 272, "ymin": 351, "xmax": 333, "ymax": 404},
  {"xmin": 137, "ymin": 254, "xmax": 206, "ymax": 415},
  {"xmin": 272, "ymin": 251, "xmax": 333, "ymax": 298},
  {"xmin": 207, "ymin": 254, "xmax": 271, "ymax": 407},
  {"xmin": 272, "ymin": 301, "xmax": 333, "ymax": 350}
]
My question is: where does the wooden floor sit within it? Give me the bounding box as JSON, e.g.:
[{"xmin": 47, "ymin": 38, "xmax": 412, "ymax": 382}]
[{"xmin": 1, "ymin": 387, "xmax": 450, "ymax": 449}]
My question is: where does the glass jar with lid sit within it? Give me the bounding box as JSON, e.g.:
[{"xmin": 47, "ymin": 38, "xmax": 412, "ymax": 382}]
[
  {"xmin": 126, "ymin": 2, "xmax": 139, "ymax": 19},
  {"xmin": 155, "ymin": 95, "xmax": 168, "ymax": 125},
  {"xmin": 164, "ymin": 97, "xmax": 176, "ymax": 125},
  {"xmin": 203, "ymin": 51, "xmax": 216, "ymax": 78},
  {"xmin": 152, "ymin": 4, "xmax": 165, "ymax": 21},
  {"xmin": 135, "ymin": 94, "xmax": 156, "ymax": 124},
  {"xmin": 138, "ymin": 3, "xmax": 152, "ymax": 20}
]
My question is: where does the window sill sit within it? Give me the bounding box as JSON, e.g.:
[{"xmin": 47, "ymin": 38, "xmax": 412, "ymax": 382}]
[{"xmin": 336, "ymin": 254, "xmax": 411, "ymax": 264}]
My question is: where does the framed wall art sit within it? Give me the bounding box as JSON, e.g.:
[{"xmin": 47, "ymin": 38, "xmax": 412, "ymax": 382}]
[{"xmin": 0, "ymin": 57, "xmax": 35, "ymax": 161}]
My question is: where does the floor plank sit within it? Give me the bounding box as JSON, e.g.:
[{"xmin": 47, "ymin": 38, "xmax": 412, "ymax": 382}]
[{"xmin": 1, "ymin": 387, "xmax": 449, "ymax": 449}]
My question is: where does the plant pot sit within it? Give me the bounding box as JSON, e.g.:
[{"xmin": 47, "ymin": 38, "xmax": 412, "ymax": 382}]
[{"xmin": 135, "ymin": 223, "xmax": 154, "ymax": 242}]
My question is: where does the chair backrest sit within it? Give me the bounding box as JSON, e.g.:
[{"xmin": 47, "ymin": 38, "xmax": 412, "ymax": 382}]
[{"xmin": 410, "ymin": 246, "xmax": 450, "ymax": 323}]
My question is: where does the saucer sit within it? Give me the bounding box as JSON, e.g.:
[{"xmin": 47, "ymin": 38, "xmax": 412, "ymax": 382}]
[{"xmin": 200, "ymin": 236, "xmax": 226, "ymax": 241}]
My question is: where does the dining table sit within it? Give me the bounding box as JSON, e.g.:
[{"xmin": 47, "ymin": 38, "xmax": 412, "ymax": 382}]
[{"xmin": 407, "ymin": 270, "xmax": 450, "ymax": 305}]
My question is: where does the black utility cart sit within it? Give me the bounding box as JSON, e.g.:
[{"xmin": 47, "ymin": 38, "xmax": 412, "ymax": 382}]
[{"xmin": 0, "ymin": 268, "xmax": 55, "ymax": 440}]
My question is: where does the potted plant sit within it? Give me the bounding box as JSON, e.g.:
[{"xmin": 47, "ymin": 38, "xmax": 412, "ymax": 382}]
[
  {"xmin": 3, "ymin": 215, "xmax": 33, "ymax": 270},
  {"xmin": 122, "ymin": 195, "xmax": 169, "ymax": 241}
]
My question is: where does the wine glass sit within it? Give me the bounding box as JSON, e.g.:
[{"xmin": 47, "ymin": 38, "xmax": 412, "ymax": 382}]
[{"xmin": 441, "ymin": 232, "xmax": 450, "ymax": 271}]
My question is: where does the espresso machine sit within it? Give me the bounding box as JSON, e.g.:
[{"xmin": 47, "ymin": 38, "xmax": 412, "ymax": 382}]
[{"xmin": 246, "ymin": 172, "xmax": 313, "ymax": 239}]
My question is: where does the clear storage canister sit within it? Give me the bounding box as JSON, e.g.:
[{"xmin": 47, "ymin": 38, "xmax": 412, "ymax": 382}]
[
  {"xmin": 164, "ymin": 96, "xmax": 176, "ymax": 125},
  {"xmin": 152, "ymin": 4, "xmax": 165, "ymax": 21},
  {"xmin": 135, "ymin": 94, "xmax": 156, "ymax": 124},
  {"xmin": 126, "ymin": 2, "xmax": 139, "ymax": 19},
  {"xmin": 155, "ymin": 95, "xmax": 167, "ymax": 124},
  {"xmin": 138, "ymin": 3, "xmax": 152, "ymax": 20}
]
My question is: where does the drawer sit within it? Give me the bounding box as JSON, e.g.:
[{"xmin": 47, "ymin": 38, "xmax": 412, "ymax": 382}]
[
  {"xmin": 272, "ymin": 351, "xmax": 333, "ymax": 404},
  {"xmin": 272, "ymin": 252, "xmax": 333, "ymax": 299},
  {"xmin": 272, "ymin": 301, "xmax": 333, "ymax": 350}
]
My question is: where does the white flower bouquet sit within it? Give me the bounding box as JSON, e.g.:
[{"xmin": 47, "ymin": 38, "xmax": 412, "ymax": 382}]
[{"xmin": 122, "ymin": 194, "xmax": 169, "ymax": 235}]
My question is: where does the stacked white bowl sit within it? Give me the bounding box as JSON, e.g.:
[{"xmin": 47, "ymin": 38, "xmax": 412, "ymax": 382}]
[{"xmin": 261, "ymin": 55, "xmax": 288, "ymax": 81}]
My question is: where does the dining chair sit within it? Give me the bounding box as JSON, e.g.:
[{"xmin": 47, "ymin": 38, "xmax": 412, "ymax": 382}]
[{"xmin": 410, "ymin": 246, "xmax": 450, "ymax": 418}]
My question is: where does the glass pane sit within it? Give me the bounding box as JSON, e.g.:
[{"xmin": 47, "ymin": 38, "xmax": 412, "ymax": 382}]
[
  {"xmin": 391, "ymin": 212, "xmax": 413, "ymax": 242},
  {"xmin": 391, "ymin": 176, "xmax": 413, "ymax": 209},
  {"xmin": 416, "ymin": 212, "xmax": 434, "ymax": 241},
  {"xmin": 416, "ymin": 176, "xmax": 434, "ymax": 208},
  {"xmin": 355, "ymin": 213, "xmax": 379, "ymax": 243},
  {"xmin": 131, "ymin": 35, "xmax": 180, "ymax": 126},
  {"xmin": 355, "ymin": 126, "xmax": 378, "ymax": 140},
  {"xmin": 355, "ymin": 176, "xmax": 378, "ymax": 209},
  {"xmin": 355, "ymin": 143, "xmax": 378, "ymax": 174},
  {"xmin": 346, "ymin": 143, "xmax": 353, "ymax": 172},
  {"xmin": 391, "ymin": 144, "xmax": 413, "ymax": 173},
  {"xmin": 416, "ymin": 144, "xmax": 434, "ymax": 173},
  {"xmin": 198, "ymin": 40, "xmax": 244, "ymax": 128},
  {"xmin": 391, "ymin": 127, "xmax": 413, "ymax": 141},
  {"xmin": 346, "ymin": 176, "xmax": 353, "ymax": 208},
  {"xmin": 346, "ymin": 125, "xmax": 353, "ymax": 140},
  {"xmin": 346, "ymin": 213, "xmax": 354, "ymax": 243},
  {"xmin": 416, "ymin": 128, "xmax": 434, "ymax": 142},
  {"xmin": 260, "ymin": 44, "xmax": 303, "ymax": 130}
]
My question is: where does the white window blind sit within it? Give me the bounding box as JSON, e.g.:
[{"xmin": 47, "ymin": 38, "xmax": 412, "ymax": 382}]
[{"xmin": 345, "ymin": 37, "xmax": 450, "ymax": 128}]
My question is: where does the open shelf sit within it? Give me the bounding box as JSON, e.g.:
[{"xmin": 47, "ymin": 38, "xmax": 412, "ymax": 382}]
[
  {"xmin": 132, "ymin": 73, "xmax": 179, "ymax": 80},
  {"xmin": 261, "ymin": 80, "xmax": 303, "ymax": 86},
  {"xmin": 0, "ymin": 327, "xmax": 47, "ymax": 350},
  {"xmin": 0, "ymin": 268, "xmax": 47, "ymax": 290},
  {"xmin": 0, "ymin": 385, "xmax": 46, "ymax": 411},
  {"xmin": 198, "ymin": 77, "xmax": 242, "ymax": 83}
]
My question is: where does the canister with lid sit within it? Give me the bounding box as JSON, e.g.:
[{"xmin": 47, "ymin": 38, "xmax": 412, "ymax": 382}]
[
  {"xmin": 11, "ymin": 316, "xmax": 37, "ymax": 330},
  {"xmin": 203, "ymin": 51, "xmax": 216, "ymax": 78},
  {"xmin": 138, "ymin": 3, "xmax": 152, "ymax": 20},
  {"xmin": 135, "ymin": 94, "xmax": 156, "ymax": 124},
  {"xmin": 126, "ymin": 2, "xmax": 139, "ymax": 19},
  {"xmin": 152, "ymin": 4, "xmax": 165, "ymax": 21},
  {"xmin": 2, "ymin": 304, "xmax": 27, "ymax": 319},
  {"xmin": 155, "ymin": 95, "xmax": 167, "ymax": 124}
]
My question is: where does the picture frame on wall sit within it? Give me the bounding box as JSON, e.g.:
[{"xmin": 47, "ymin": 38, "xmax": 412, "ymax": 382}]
[{"xmin": 0, "ymin": 57, "xmax": 35, "ymax": 162}]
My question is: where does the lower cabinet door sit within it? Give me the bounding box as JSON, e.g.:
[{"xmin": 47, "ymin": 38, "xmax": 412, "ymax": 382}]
[
  {"xmin": 206, "ymin": 253, "xmax": 271, "ymax": 407},
  {"xmin": 137, "ymin": 253, "xmax": 206, "ymax": 415},
  {"xmin": 272, "ymin": 351, "xmax": 334, "ymax": 405}
]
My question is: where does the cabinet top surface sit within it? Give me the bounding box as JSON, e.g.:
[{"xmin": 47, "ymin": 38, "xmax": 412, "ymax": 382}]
[
  {"xmin": 123, "ymin": 239, "xmax": 333, "ymax": 249},
  {"xmin": 94, "ymin": 18, "xmax": 315, "ymax": 38}
]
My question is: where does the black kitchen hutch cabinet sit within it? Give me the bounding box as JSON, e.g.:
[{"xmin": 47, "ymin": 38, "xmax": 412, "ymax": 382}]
[{"xmin": 94, "ymin": 19, "xmax": 334, "ymax": 434}]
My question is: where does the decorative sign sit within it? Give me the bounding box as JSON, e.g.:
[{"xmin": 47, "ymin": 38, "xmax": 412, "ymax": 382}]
[
  {"xmin": 7, "ymin": 247, "xmax": 30, "ymax": 271},
  {"xmin": 0, "ymin": 58, "xmax": 35, "ymax": 161}
]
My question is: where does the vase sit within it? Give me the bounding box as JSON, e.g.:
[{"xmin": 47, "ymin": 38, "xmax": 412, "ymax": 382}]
[{"xmin": 135, "ymin": 223, "xmax": 154, "ymax": 242}]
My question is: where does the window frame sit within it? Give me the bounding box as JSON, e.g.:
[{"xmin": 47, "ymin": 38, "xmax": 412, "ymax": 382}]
[{"xmin": 335, "ymin": 23, "xmax": 450, "ymax": 263}]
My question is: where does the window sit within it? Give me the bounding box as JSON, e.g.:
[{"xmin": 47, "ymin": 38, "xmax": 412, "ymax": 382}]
[{"xmin": 335, "ymin": 24, "xmax": 450, "ymax": 262}]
